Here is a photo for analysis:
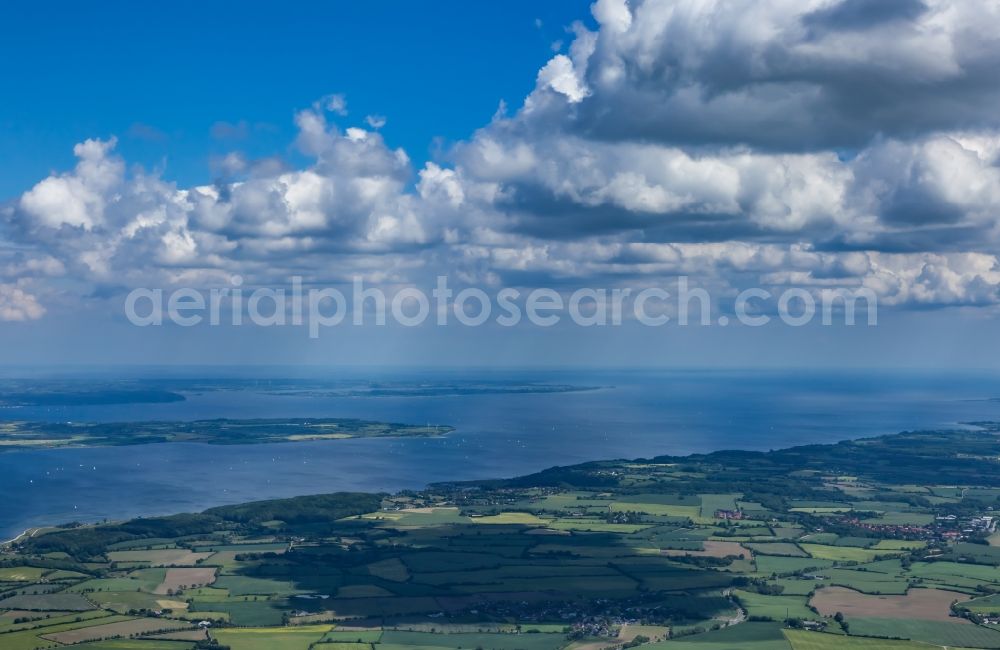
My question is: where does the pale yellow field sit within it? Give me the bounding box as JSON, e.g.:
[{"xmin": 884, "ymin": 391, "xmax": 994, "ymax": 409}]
[
  {"xmin": 213, "ymin": 624, "xmax": 334, "ymax": 650},
  {"xmin": 472, "ymin": 512, "xmax": 552, "ymax": 525},
  {"xmin": 107, "ymin": 548, "xmax": 214, "ymax": 566}
]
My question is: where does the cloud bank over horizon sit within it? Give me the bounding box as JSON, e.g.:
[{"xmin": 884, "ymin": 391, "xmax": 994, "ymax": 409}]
[{"xmin": 3, "ymin": 0, "xmax": 1000, "ymax": 323}]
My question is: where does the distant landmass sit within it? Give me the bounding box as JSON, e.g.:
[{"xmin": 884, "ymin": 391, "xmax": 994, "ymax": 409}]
[
  {"xmin": 265, "ymin": 383, "xmax": 602, "ymax": 398},
  {"xmin": 0, "ymin": 417, "xmax": 452, "ymax": 451},
  {"xmin": 0, "ymin": 378, "xmax": 600, "ymax": 407},
  {"xmin": 0, "ymin": 389, "xmax": 186, "ymax": 407}
]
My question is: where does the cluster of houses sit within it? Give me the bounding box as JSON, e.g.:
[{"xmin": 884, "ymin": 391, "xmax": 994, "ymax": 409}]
[
  {"xmin": 965, "ymin": 515, "xmax": 996, "ymax": 534},
  {"xmin": 936, "ymin": 513, "xmax": 997, "ymax": 540},
  {"xmin": 714, "ymin": 509, "xmax": 745, "ymax": 520},
  {"xmin": 840, "ymin": 517, "xmax": 930, "ymax": 538}
]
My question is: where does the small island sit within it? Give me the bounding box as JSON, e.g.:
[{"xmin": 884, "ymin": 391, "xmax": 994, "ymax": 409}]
[{"xmin": 0, "ymin": 418, "xmax": 453, "ymax": 451}]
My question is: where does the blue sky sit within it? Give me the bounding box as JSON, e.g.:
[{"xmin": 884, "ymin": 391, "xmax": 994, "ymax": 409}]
[
  {"xmin": 2, "ymin": 0, "xmax": 1000, "ymax": 367},
  {"xmin": 0, "ymin": 1, "xmax": 591, "ymax": 198}
]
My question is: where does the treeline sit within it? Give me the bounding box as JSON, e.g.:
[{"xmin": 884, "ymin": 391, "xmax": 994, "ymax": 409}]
[
  {"xmin": 20, "ymin": 492, "xmax": 382, "ymax": 559},
  {"xmin": 453, "ymin": 464, "xmax": 621, "ymax": 489},
  {"xmin": 645, "ymin": 428, "xmax": 1000, "ymax": 487},
  {"xmin": 20, "ymin": 513, "xmax": 222, "ymax": 558},
  {"xmin": 204, "ymin": 492, "xmax": 382, "ymax": 525},
  {"xmin": 443, "ymin": 428, "xmax": 1000, "ymax": 514}
]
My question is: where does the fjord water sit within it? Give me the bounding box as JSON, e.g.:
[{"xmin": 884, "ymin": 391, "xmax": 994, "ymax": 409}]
[{"xmin": 3, "ymin": 368, "xmax": 1000, "ymax": 539}]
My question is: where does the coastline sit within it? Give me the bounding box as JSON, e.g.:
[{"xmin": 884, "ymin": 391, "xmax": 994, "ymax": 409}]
[
  {"xmin": 4, "ymin": 369, "xmax": 1000, "ymax": 544},
  {"xmin": 8, "ymin": 423, "xmax": 998, "ymax": 544},
  {"xmin": 1, "ymin": 526, "xmax": 43, "ymax": 547},
  {"xmin": 0, "ymin": 417, "xmax": 455, "ymax": 453}
]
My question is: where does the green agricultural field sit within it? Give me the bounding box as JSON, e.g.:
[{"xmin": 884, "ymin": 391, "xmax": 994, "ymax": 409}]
[
  {"xmin": 367, "ymin": 558, "xmax": 410, "ymax": 582},
  {"xmin": 951, "ymin": 542, "xmax": 1000, "ymax": 565},
  {"xmin": 527, "ymin": 492, "xmax": 616, "ymax": 511},
  {"xmin": 783, "ymin": 630, "xmax": 930, "ymax": 650},
  {"xmin": 379, "ymin": 630, "xmax": 568, "ymax": 650},
  {"xmin": 789, "ymin": 501, "xmax": 851, "ymax": 510},
  {"xmin": 734, "ymin": 591, "xmax": 818, "ymax": 621},
  {"xmin": 770, "ymin": 527, "xmax": 804, "ymax": 540},
  {"xmin": 773, "ymin": 578, "xmax": 827, "ymax": 596},
  {"xmin": 0, "ymin": 614, "xmax": 136, "ymax": 650},
  {"xmin": 833, "ymin": 537, "xmax": 876, "ymax": 548},
  {"xmin": 213, "ymin": 576, "xmax": 306, "ymax": 597},
  {"xmin": 212, "ymin": 624, "xmax": 333, "ymax": 650},
  {"xmin": 0, "ymin": 591, "xmax": 96, "ymax": 611},
  {"xmin": 40, "ymin": 617, "xmax": 192, "ymax": 644},
  {"xmin": 88, "ymin": 590, "xmax": 178, "ymax": 612},
  {"xmin": 72, "ymin": 641, "xmax": 195, "ymax": 650},
  {"xmin": 547, "ymin": 519, "xmax": 651, "ymax": 533},
  {"xmin": 44, "ymin": 569, "xmax": 93, "ymax": 580},
  {"xmin": 321, "ymin": 630, "xmax": 384, "ymax": 643},
  {"xmin": 908, "ymin": 561, "xmax": 1000, "ymax": 589},
  {"xmin": 192, "ymin": 542, "xmax": 288, "ymax": 553},
  {"xmin": 799, "ymin": 544, "xmax": 896, "ymax": 563},
  {"xmin": 821, "ymin": 568, "xmax": 909, "ymax": 595},
  {"xmin": 106, "ymin": 549, "xmax": 212, "ymax": 566},
  {"xmin": 610, "ymin": 501, "xmax": 703, "ymax": 518},
  {"xmin": 189, "ymin": 599, "xmax": 290, "ymax": 626},
  {"xmin": 648, "ymin": 622, "xmax": 792, "ymax": 650},
  {"xmin": 870, "ymin": 540, "xmax": 925, "ymax": 551},
  {"xmin": 962, "ymin": 593, "xmax": 1000, "ymax": 615},
  {"xmin": 845, "ymin": 617, "xmax": 1000, "ymax": 648},
  {"xmin": 754, "ymin": 556, "xmax": 835, "ymax": 576},
  {"xmin": 0, "ymin": 567, "xmax": 46, "ymax": 582},
  {"xmin": 700, "ymin": 494, "xmax": 740, "ymax": 519},
  {"xmin": 746, "ymin": 543, "xmax": 808, "ymax": 557},
  {"xmin": 0, "ymin": 609, "xmax": 113, "ymax": 634}
]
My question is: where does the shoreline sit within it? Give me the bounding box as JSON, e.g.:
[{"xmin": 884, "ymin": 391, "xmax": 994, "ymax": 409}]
[
  {"xmin": 0, "ymin": 429, "xmax": 454, "ymax": 454},
  {"xmin": 5, "ymin": 423, "xmax": 996, "ymax": 543},
  {"xmin": 0, "ymin": 417, "xmax": 455, "ymax": 453},
  {"xmin": 1, "ymin": 526, "xmax": 42, "ymax": 547}
]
